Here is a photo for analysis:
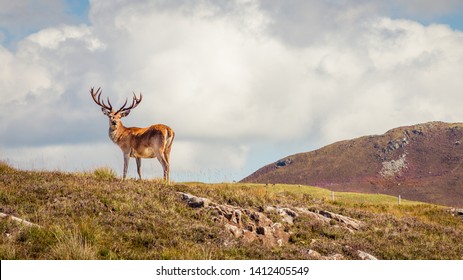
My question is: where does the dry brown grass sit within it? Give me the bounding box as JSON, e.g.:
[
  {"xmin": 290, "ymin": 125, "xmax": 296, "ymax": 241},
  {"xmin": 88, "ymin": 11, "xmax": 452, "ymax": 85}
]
[{"xmin": 1, "ymin": 163, "xmax": 463, "ymax": 259}]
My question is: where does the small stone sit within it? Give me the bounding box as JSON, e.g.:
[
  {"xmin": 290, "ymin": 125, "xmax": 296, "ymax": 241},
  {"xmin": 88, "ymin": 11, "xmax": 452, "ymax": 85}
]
[
  {"xmin": 307, "ymin": 249, "xmax": 322, "ymax": 259},
  {"xmin": 189, "ymin": 196, "xmax": 209, "ymax": 208},
  {"xmin": 225, "ymin": 223, "xmax": 243, "ymax": 238},
  {"xmin": 358, "ymin": 250, "xmax": 378, "ymax": 260},
  {"xmin": 256, "ymin": 226, "xmax": 267, "ymax": 235},
  {"xmin": 179, "ymin": 192, "xmax": 210, "ymax": 208}
]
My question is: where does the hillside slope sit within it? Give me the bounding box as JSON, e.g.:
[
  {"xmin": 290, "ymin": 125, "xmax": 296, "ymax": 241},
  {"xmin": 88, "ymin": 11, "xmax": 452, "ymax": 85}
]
[
  {"xmin": 242, "ymin": 122, "xmax": 463, "ymax": 207},
  {"xmin": 1, "ymin": 163, "xmax": 463, "ymax": 260}
]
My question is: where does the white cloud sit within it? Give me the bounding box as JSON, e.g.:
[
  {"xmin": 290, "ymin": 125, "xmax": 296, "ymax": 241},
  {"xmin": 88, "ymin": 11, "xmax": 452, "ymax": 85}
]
[
  {"xmin": 25, "ymin": 25, "xmax": 104, "ymax": 51},
  {"xmin": 2, "ymin": 0, "xmax": 463, "ymax": 181},
  {"xmin": 0, "ymin": 44, "xmax": 50, "ymax": 103},
  {"xmin": 0, "ymin": 0, "xmax": 88, "ymax": 49}
]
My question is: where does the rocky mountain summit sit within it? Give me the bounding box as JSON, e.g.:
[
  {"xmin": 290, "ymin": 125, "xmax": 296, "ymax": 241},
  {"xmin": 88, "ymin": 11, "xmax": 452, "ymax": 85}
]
[{"xmin": 242, "ymin": 122, "xmax": 463, "ymax": 207}]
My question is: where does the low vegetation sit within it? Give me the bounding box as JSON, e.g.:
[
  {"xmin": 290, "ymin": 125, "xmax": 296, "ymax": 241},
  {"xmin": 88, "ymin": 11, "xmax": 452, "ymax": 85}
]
[
  {"xmin": 92, "ymin": 166, "xmax": 118, "ymax": 181},
  {"xmin": 1, "ymin": 162, "xmax": 462, "ymax": 259}
]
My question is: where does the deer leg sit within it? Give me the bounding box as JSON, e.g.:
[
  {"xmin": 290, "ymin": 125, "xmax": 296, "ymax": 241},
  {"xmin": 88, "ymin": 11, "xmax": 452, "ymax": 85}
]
[
  {"xmin": 165, "ymin": 161, "xmax": 170, "ymax": 183},
  {"xmin": 136, "ymin": 158, "xmax": 142, "ymax": 180},
  {"xmin": 157, "ymin": 154, "xmax": 169, "ymax": 184},
  {"xmin": 164, "ymin": 133, "xmax": 174, "ymax": 166},
  {"xmin": 162, "ymin": 151, "xmax": 170, "ymax": 183},
  {"xmin": 123, "ymin": 153, "xmax": 129, "ymax": 180}
]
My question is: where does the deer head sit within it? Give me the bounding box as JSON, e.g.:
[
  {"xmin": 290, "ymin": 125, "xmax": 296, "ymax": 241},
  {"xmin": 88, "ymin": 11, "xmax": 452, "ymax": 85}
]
[{"xmin": 90, "ymin": 87, "xmax": 143, "ymax": 127}]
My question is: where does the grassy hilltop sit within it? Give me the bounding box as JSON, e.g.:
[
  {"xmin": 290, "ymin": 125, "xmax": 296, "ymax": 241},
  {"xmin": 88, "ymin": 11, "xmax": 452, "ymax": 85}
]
[{"xmin": 1, "ymin": 162, "xmax": 463, "ymax": 260}]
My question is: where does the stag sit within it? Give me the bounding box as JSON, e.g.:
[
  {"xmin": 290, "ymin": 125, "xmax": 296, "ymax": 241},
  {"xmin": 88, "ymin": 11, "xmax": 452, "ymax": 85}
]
[{"xmin": 90, "ymin": 87, "xmax": 174, "ymax": 182}]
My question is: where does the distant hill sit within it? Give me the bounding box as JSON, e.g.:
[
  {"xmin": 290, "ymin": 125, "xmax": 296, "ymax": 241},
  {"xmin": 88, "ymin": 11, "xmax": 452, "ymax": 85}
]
[{"xmin": 241, "ymin": 121, "xmax": 463, "ymax": 207}]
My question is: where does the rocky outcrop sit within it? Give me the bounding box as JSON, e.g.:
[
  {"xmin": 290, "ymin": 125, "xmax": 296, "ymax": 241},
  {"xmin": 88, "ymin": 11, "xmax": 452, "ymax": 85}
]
[
  {"xmin": 276, "ymin": 158, "xmax": 292, "ymax": 168},
  {"xmin": 379, "ymin": 132, "xmax": 410, "ymax": 159},
  {"xmin": 179, "ymin": 192, "xmax": 364, "ymax": 249},
  {"xmin": 380, "ymin": 153, "xmax": 408, "ymax": 178},
  {"xmin": 179, "ymin": 192, "xmax": 291, "ymax": 247},
  {"xmin": 295, "ymin": 208, "xmax": 363, "ymax": 232},
  {"xmin": 265, "ymin": 206, "xmax": 298, "ymax": 224},
  {"xmin": 179, "ymin": 192, "xmax": 211, "ymax": 208}
]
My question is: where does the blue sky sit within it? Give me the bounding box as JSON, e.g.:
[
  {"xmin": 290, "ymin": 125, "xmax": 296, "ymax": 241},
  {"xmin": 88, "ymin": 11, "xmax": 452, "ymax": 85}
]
[
  {"xmin": 437, "ymin": 13, "xmax": 463, "ymax": 31},
  {"xmin": 2, "ymin": 0, "xmax": 463, "ymax": 182},
  {"xmin": 404, "ymin": 8, "xmax": 463, "ymax": 31},
  {"xmin": 1, "ymin": 0, "xmax": 89, "ymax": 49},
  {"xmin": 64, "ymin": 0, "xmax": 90, "ymax": 23}
]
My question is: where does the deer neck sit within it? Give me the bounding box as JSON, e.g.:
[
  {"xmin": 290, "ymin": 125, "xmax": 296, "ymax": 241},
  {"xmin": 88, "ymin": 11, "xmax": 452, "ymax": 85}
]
[{"xmin": 108, "ymin": 121, "xmax": 128, "ymax": 144}]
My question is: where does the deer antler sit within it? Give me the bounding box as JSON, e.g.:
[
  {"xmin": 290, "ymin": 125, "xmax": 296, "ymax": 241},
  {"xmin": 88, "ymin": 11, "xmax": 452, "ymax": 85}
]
[
  {"xmin": 90, "ymin": 87, "xmax": 112, "ymax": 111},
  {"xmin": 116, "ymin": 92, "xmax": 143, "ymax": 114}
]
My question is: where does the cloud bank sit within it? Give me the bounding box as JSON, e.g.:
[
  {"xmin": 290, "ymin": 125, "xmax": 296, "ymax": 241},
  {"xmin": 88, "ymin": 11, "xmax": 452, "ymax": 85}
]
[{"xmin": 1, "ymin": 0, "xmax": 463, "ymax": 181}]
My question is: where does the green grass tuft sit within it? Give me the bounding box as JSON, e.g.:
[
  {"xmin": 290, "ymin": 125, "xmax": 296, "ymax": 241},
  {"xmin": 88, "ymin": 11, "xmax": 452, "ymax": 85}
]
[
  {"xmin": 92, "ymin": 167, "xmax": 117, "ymax": 180},
  {"xmin": 49, "ymin": 227, "xmax": 98, "ymax": 260},
  {"xmin": 0, "ymin": 161, "xmax": 15, "ymax": 173}
]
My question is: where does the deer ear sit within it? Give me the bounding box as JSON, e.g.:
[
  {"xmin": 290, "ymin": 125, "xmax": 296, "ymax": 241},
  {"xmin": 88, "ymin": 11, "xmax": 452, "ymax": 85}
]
[
  {"xmin": 121, "ymin": 110, "xmax": 131, "ymax": 117},
  {"xmin": 102, "ymin": 108, "xmax": 110, "ymax": 116}
]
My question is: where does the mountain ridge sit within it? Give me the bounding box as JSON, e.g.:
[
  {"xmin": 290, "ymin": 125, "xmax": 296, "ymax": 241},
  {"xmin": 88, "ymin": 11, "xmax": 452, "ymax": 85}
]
[{"xmin": 241, "ymin": 121, "xmax": 463, "ymax": 207}]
